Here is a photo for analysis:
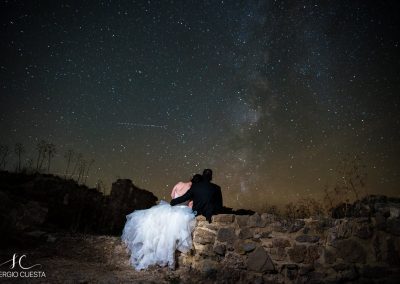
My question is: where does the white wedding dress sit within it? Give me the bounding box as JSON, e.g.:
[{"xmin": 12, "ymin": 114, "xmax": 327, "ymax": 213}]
[{"xmin": 121, "ymin": 194, "xmax": 196, "ymax": 270}]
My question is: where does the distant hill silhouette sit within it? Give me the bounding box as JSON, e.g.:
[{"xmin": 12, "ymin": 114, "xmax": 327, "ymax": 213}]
[{"xmin": 0, "ymin": 171, "xmax": 157, "ymax": 247}]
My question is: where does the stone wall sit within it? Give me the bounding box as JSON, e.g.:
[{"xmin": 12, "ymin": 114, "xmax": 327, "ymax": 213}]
[{"xmin": 178, "ymin": 208, "xmax": 400, "ymax": 283}]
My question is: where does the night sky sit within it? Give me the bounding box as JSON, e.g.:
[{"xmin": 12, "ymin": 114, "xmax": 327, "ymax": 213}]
[{"xmin": 1, "ymin": 1, "xmax": 399, "ymax": 210}]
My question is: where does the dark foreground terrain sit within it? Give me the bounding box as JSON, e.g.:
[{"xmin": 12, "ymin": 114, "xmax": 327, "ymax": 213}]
[{"xmin": 0, "ymin": 233, "xmax": 205, "ymax": 284}]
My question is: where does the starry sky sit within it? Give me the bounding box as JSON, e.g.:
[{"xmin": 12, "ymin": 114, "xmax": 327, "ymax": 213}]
[{"xmin": 1, "ymin": 0, "xmax": 399, "ymax": 210}]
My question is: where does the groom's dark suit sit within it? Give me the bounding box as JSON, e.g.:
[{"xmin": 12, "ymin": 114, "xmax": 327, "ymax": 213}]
[{"xmin": 170, "ymin": 180, "xmax": 223, "ymax": 222}]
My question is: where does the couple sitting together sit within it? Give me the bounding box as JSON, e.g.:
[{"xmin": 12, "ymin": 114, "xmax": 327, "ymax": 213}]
[{"xmin": 122, "ymin": 169, "xmax": 223, "ymax": 270}]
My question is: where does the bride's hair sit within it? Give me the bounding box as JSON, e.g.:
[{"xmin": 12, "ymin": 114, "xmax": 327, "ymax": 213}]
[{"xmin": 191, "ymin": 174, "xmax": 202, "ymax": 184}]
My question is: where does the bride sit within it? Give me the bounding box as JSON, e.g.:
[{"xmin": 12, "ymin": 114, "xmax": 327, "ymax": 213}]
[{"xmin": 121, "ymin": 174, "xmax": 202, "ymax": 270}]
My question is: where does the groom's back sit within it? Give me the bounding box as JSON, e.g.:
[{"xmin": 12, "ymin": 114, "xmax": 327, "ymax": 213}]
[{"xmin": 191, "ymin": 180, "xmax": 221, "ymax": 222}]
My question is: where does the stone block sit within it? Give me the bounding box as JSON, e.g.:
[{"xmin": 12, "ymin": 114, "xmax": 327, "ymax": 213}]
[
  {"xmin": 272, "ymin": 238, "xmax": 291, "ymax": 248},
  {"xmin": 354, "ymin": 223, "xmax": 373, "ymax": 239},
  {"xmin": 359, "ymin": 265, "xmax": 389, "ymax": 279},
  {"xmin": 193, "ymin": 243, "xmax": 214, "ymax": 257},
  {"xmin": 288, "ymin": 245, "xmax": 307, "ymax": 263},
  {"xmin": 196, "ymin": 215, "xmax": 207, "ymax": 222},
  {"xmin": 295, "ymin": 235, "xmax": 320, "ymax": 243},
  {"xmin": 233, "ymin": 239, "xmax": 246, "ymax": 255},
  {"xmin": 243, "ymin": 241, "xmax": 257, "ymax": 253},
  {"xmin": 321, "ymin": 247, "xmax": 336, "ymax": 264},
  {"xmin": 285, "ymin": 264, "xmax": 298, "ymax": 280},
  {"xmin": 248, "ymin": 213, "xmax": 266, "ymax": 228},
  {"xmin": 212, "ymin": 214, "xmax": 235, "ymax": 223},
  {"xmin": 304, "ymin": 245, "xmax": 320, "ymax": 264},
  {"xmin": 213, "ymin": 242, "xmax": 226, "ymax": 256},
  {"xmin": 217, "ymin": 227, "xmax": 236, "ymax": 242},
  {"xmin": 334, "ymin": 239, "xmax": 366, "ymax": 263},
  {"xmin": 194, "ymin": 259, "xmax": 219, "ymax": 275},
  {"xmin": 288, "ymin": 220, "xmax": 305, "ymax": 233},
  {"xmin": 386, "ymin": 218, "xmax": 400, "ymax": 236},
  {"xmin": 193, "ymin": 228, "xmax": 216, "ymax": 245},
  {"xmin": 238, "ymin": 227, "xmax": 253, "ymax": 239},
  {"xmin": 269, "ymin": 247, "xmax": 287, "ymax": 261},
  {"xmin": 247, "ymin": 246, "xmax": 275, "ymax": 272},
  {"xmin": 261, "ymin": 213, "xmax": 276, "ymax": 224},
  {"xmin": 235, "ymin": 215, "xmax": 249, "ymax": 228}
]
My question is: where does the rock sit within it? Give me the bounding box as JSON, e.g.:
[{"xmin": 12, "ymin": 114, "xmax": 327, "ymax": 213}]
[
  {"xmin": 305, "ymin": 245, "xmax": 321, "ymax": 264},
  {"xmin": 235, "ymin": 215, "xmax": 249, "ymax": 228},
  {"xmin": 194, "ymin": 259, "xmax": 218, "ymax": 276},
  {"xmin": 193, "ymin": 228, "xmax": 216, "ymax": 244},
  {"xmin": 261, "ymin": 213, "xmax": 276, "ymax": 225},
  {"xmin": 212, "ymin": 214, "xmax": 235, "ymax": 223},
  {"xmin": 26, "ymin": 230, "xmax": 46, "ymax": 238},
  {"xmin": 389, "ymin": 205, "xmax": 400, "ymax": 218},
  {"xmin": 288, "ymin": 245, "xmax": 307, "ymax": 263},
  {"xmin": 386, "ymin": 236, "xmax": 400, "ymax": 265},
  {"xmin": 108, "ymin": 179, "xmax": 157, "ymax": 234},
  {"xmin": 321, "ymin": 247, "xmax": 336, "ymax": 264},
  {"xmin": 272, "ymin": 238, "xmax": 291, "ymax": 248},
  {"xmin": 386, "ymin": 218, "xmax": 400, "ymax": 236},
  {"xmin": 248, "ymin": 213, "xmax": 266, "ymax": 228},
  {"xmin": 268, "ymin": 247, "xmax": 287, "ymax": 261},
  {"xmin": 263, "ymin": 274, "xmax": 285, "ymax": 284},
  {"xmin": 213, "ymin": 242, "xmax": 226, "ymax": 256},
  {"xmin": 46, "ymin": 234, "xmax": 57, "ymax": 243},
  {"xmin": 331, "ymin": 202, "xmax": 354, "ymax": 218},
  {"xmin": 247, "ymin": 246, "xmax": 275, "ymax": 272},
  {"xmin": 295, "ymin": 235, "xmax": 320, "ymax": 243},
  {"xmin": 375, "ymin": 212, "xmax": 387, "ymax": 230},
  {"xmin": 285, "ymin": 264, "xmax": 298, "ymax": 280},
  {"xmin": 359, "ymin": 265, "xmax": 389, "ymax": 279},
  {"xmin": 334, "ymin": 239, "xmax": 366, "ymax": 263},
  {"xmin": 270, "ymin": 221, "xmax": 288, "ymax": 233},
  {"xmin": 332, "ymin": 219, "xmax": 353, "ymax": 239},
  {"xmin": 193, "ymin": 243, "xmax": 214, "ymax": 256},
  {"xmin": 234, "ymin": 240, "xmax": 256, "ymax": 254},
  {"xmin": 243, "ymin": 241, "xmax": 257, "ymax": 253},
  {"xmin": 217, "ymin": 227, "xmax": 236, "ymax": 243},
  {"xmin": 196, "ymin": 215, "xmax": 207, "ymax": 221},
  {"xmin": 15, "ymin": 201, "xmax": 48, "ymax": 230},
  {"xmin": 238, "ymin": 227, "xmax": 253, "ymax": 239},
  {"xmin": 233, "ymin": 239, "xmax": 246, "ymax": 255},
  {"xmin": 299, "ymin": 264, "xmax": 314, "ymax": 275},
  {"xmin": 288, "ymin": 220, "xmax": 305, "ymax": 233},
  {"xmin": 355, "ymin": 223, "xmax": 373, "ymax": 239},
  {"xmin": 259, "ymin": 230, "xmax": 272, "ymax": 238},
  {"xmin": 333, "ymin": 264, "xmax": 359, "ymax": 281}
]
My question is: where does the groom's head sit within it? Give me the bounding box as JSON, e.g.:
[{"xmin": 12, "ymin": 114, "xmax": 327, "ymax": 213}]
[{"xmin": 202, "ymin": 169, "xmax": 213, "ymax": 181}]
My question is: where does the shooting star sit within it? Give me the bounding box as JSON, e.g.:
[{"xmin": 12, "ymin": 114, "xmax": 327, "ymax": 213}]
[{"xmin": 117, "ymin": 122, "xmax": 168, "ymax": 129}]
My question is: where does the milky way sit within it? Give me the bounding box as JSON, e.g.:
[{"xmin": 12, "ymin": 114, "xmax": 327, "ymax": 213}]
[{"xmin": 1, "ymin": 1, "xmax": 399, "ymax": 210}]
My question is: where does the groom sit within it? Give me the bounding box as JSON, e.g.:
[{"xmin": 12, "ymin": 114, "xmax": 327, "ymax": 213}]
[{"xmin": 170, "ymin": 169, "xmax": 223, "ymax": 222}]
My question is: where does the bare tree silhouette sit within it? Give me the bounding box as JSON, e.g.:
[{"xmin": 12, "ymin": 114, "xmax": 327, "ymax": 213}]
[
  {"xmin": 46, "ymin": 143, "xmax": 56, "ymax": 173},
  {"xmin": 14, "ymin": 143, "xmax": 25, "ymax": 172},
  {"xmin": 84, "ymin": 158, "xmax": 95, "ymax": 184},
  {"xmin": 64, "ymin": 149, "xmax": 74, "ymax": 178},
  {"xmin": 322, "ymin": 153, "xmax": 368, "ymax": 214},
  {"xmin": 70, "ymin": 153, "xmax": 83, "ymax": 179},
  {"xmin": 0, "ymin": 145, "xmax": 9, "ymax": 170},
  {"xmin": 77, "ymin": 159, "xmax": 86, "ymax": 183},
  {"xmin": 25, "ymin": 158, "xmax": 33, "ymax": 172},
  {"xmin": 36, "ymin": 140, "xmax": 47, "ymax": 171}
]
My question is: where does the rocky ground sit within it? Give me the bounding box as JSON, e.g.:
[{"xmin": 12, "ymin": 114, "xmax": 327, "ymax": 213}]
[{"xmin": 0, "ymin": 233, "xmax": 207, "ymax": 284}]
